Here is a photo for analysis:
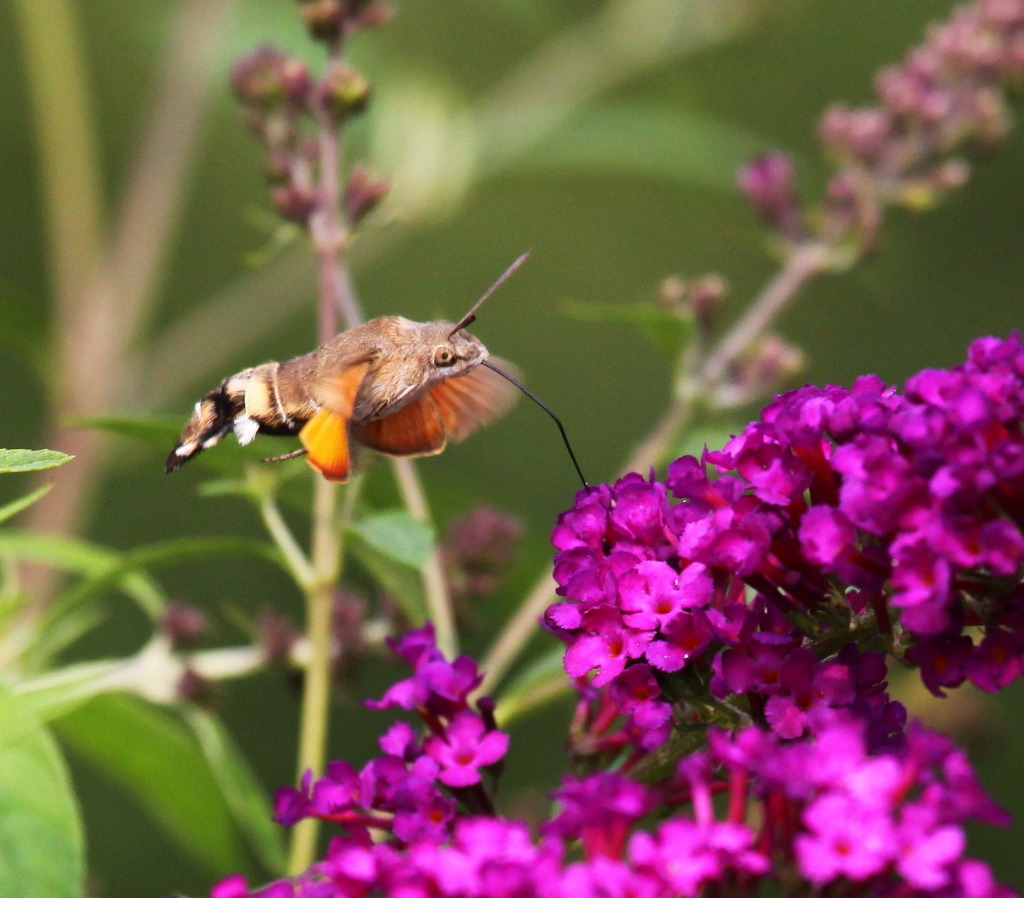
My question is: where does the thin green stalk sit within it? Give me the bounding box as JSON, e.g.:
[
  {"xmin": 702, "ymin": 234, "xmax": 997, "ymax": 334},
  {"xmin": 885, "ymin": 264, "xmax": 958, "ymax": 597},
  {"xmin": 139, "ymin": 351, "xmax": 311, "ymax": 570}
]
[
  {"xmin": 259, "ymin": 492, "xmax": 316, "ymax": 589},
  {"xmin": 288, "ymin": 460, "xmax": 362, "ymax": 872},
  {"xmin": 284, "ymin": 28, "xmax": 362, "ymax": 868},
  {"xmin": 391, "ymin": 458, "xmax": 456, "ymax": 658},
  {"xmin": 288, "ymin": 477, "xmax": 338, "ymax": 873}
]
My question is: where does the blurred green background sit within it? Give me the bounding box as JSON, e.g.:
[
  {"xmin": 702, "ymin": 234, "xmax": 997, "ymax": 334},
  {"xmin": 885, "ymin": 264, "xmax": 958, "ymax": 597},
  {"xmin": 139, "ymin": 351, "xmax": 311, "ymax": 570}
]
[{"xmin": 1, "ymin": 0, "xmax": 1022, "ymax": 895}]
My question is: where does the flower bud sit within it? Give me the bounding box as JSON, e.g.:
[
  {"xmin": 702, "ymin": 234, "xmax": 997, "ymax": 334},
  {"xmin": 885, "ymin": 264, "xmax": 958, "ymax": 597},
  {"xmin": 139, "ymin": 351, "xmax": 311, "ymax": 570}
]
[
  {"xmin": 345, "ymin": 165, "xmax": 390, "ymax": 223},
  {"xmin": 736, "ymin": 153, "xmax": 804, "ymax": 241},
  {"xmin": 279, "ymin": 57, "xmax": 313, "ymax": 106},
  {"xmin": 296, "ymin": 0, "xmax": 346, "ymax": 41},
  {"xmin": 316, "ymin": 61, "xmax": 371, "ymax": 122},
  {"xmin": 819, "ymin": 105, "xmax": 892, "ymax": 163},
  {"xmin": 442, "ymin": 506, "xmax": 522, "ymax": 600},
  {"xmin": 713, "ymin": 334, "xmax": 804, "ymax": 408},
  {"xmin": 351, "ymin": 0, "xmax": 395, "ymax": 30},
  {"xmin": 272, "ymin": 182, "xmax": 319, "ymax": 225},
  {"xmin": 231, "ymin": 46, "xmax": 292, "ymax": 110},
  {"xmin": 256, "ymin": 610, "xmax": 300, "ymax": 666},
  {"xmin": 656, "ymin": 274, "xmax": 726, "ymax": 332},
  {"xmin": 176, "ymin": 666, "xmax": 216, "ymax": 707},
  {"xmin": 162, "ymin": 601, "xmax": 208, "ymax": 650}
]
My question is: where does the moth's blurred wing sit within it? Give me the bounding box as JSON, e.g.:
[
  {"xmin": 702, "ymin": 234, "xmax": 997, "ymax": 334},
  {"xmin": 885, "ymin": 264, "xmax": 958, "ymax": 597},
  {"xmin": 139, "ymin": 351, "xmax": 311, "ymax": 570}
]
[
  {"xmin": 352, "ymin": 395, "xmax": 447, "ymax": 457},
  {"xmin": 428, "ymin": 360, "xmax": 520, "ymax": 443}
]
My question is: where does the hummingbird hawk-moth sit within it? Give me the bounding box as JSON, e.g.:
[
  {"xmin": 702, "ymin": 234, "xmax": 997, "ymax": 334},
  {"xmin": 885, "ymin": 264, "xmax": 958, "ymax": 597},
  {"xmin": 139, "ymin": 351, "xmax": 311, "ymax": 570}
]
[{"xmin": 165, "ymin": 254, "xmax": 587, "ymax": 485}]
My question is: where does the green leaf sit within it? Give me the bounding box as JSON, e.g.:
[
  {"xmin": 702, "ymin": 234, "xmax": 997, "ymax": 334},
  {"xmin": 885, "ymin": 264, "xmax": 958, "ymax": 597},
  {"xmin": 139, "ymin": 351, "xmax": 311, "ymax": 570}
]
[
  {"xmin": 0, "ymin": 531, "xmax": 166, "ymax": 669},
  {"xmin": 511, "ymin": 104, "xmax": 771, "ymax": 194},
  {"xmin": 347, "ymin": 511, "xmax": 436, "ymax": 623},
  {"xmin": 0, "ymin": 531, "xmax": 166, "ymax": 618},
  {"xmin": 348, "ymin": 510, "xmax": 435, "ymax": 568},
  {"xmin": 349, "ymin": 542, "xmax": 428, "ymax": 622},
  {"xmin": 564, "ymin": 300, "xmax": 693, "ymax": 358},
  {"xmin": 0, "ymin": 530, "xmax": 121, "ymax": 575},
  {"xmin": 0, "ymin": 485, "xmax": 52, "ymax": 525},
  {"xmin": 184, "ymin": 708, "xmax": 287, "ymax": 876},
  {"xmin": 54, "ymin": 694, "xmax": 247, "ymax": 876},
  {"xmin": 0, "ymin": 449, "xmax": 74, "ymax": 474},
  {"xmin": 0, "ymin": 684, "xmax": 85, "ymax": 898},
  {"xmin": 55, "ymin": 536, "xmax": 285, "ymax": 613}
]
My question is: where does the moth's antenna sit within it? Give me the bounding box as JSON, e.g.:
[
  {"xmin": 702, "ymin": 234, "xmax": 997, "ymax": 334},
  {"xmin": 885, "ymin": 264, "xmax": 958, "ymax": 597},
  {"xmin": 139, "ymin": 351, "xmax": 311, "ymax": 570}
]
[
  {"xmin": 482, "ymin": 360, "xmax": 588, "ymax": 489},
  {"xmin": 449, "ymin": 252, "xmax": 531, "ymax": 338}
]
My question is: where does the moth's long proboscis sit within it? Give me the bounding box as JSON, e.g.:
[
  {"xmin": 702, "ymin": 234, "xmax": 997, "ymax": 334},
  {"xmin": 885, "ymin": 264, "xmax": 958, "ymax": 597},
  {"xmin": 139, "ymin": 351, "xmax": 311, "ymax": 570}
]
[{"xmin": 482, "ymin": 360, "xmax": 588, "ymax": 489}]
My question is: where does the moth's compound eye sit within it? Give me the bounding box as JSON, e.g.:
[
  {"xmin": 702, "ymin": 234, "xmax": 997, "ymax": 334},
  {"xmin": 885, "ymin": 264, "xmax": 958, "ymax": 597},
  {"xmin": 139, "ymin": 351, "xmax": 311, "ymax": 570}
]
[{"xmin": 434, "ymin": 346, "xmax": 457, "ymax": 367}]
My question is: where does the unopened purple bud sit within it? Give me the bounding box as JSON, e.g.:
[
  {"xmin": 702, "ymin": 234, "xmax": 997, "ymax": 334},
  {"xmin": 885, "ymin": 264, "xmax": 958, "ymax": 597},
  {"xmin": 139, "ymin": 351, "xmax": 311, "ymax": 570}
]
[
  {"xmin": 819, "ymin": 105, "xmax": 893, "ymax": 162},
  {"xmin": 272, "ymin": 182, "xmax": 319, "ymax": 225},
  {"xmin": 280, "ymin": 57, "xmax": 313, "ymax": 106},
  {"xmin": 442, "ymin": 505, "xmax": 523, "ymax": 600},
  {"xmin": 351, "ymin": 0, "xmax": 395, "ymax": 30},
  {"xmin": 737, "ymin": 153, "xmax": 803, "ymax": 241},
  {"xmin": 931, "ymin": 17, "xmax": 1004, "ymax": 71},
  {"xmin": 162, "ymin": 601, "xmax": 208, "ymax": 650},
  {"xmin": 317, "ymin": 61, "xmax": 371, "ymax": 121},
  {"xmin": 297, "ymin": 0, "xmax": 346, "ymax": 42},
  {"xmin": 345, "ymin": 165, "xmax": 390, "ymax": 224},
  {"xmin": 256, "ymin": 610, "xmax": 301, "ymax": 665},
  {"xmin": 177, "ymin": 666, "xmax": 216, "ymax": 706},
  {"xmin": 727, "ymin": 335, "xmax": 805, "ymax": 404},
  {"xmin": 655, "ymin": 275, "xmax": 686, "ymax": 309},
  {"xmin": 264, "ymin": 147, "xmax": 293, "ymax": 184},
  {"xmin": 876, "ymin": 60, "xmax": 951, "ymax": 122},
  {"xmin": 231, "ymin": 46, "xmax": 291, "ymax": 109},
  {"xmin": 331, "ymin": 589, "xmax": 368, "ymax": 679},
  {"xmin": 656, "ymin": 275, "xmax": 726, "ymax": 332}
]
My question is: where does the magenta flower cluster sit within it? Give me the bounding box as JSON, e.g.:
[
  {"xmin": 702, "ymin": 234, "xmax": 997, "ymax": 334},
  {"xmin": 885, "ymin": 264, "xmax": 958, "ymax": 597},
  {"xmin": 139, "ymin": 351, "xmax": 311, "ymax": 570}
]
[
  {"xmin": 272, "ymin": 625, "xmax": 509, "ymax": 845},
  {"xmin": 212, "ymin": 625, "xmax": 1014, "ymax": 898},
  {"xmin": 549, "ymin": 333, "xmax": 1024, "ymax": 754}
]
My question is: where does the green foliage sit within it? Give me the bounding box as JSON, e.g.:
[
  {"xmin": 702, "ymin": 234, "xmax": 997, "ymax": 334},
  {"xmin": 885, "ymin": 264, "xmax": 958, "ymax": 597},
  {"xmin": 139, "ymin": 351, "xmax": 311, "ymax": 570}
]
[
  {"xmin": 0, "ymin": 684, "xmax": 85, "ymax": 898},
  {"xmin": 0, "ymin": 485, "xmax": 52, "ymax": 525},
  {"xmin": 54, "ymin": 695, "xmax": 257, "ymax": 878},
  {"xmin": 184, "ymin": 708, "xmax": 288, "ymax": 875},
  {"xmin": 0, "ymin": 449, "xmax": 73, "ymax": 474},
  {"xmin": 347, "ymin": 510, "xmax": 436, "ymax": 622},
  {"xmin": 517, "ymin": 104, "xmax": 770, "ymax": 194},
  {"xmin": 563, "ymin": 299, "xmax": 694, "ymax": 358},
  {"xmin": 495, "ymin": 646, "xmax": 570, "ymax": 724}
]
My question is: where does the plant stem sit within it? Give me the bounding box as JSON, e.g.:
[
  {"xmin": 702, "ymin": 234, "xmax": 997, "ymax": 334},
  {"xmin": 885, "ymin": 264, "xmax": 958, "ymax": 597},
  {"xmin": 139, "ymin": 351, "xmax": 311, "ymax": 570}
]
[
  {"xmin": 391, "ymin": 458, "xmax": 456, "ymax": 658},
  {"xmin": 698, "ymin": 241, "xmax": 829, "ymax": 391},
  {"xmin": 289, "ymin": 34, "xmax": 365, "ymax": 870},
  {"xmin": 259, "ymin": 493, "xmax": 316, "ymax": 589},
  {"xmin": 289, "ymin": 479, "xmax": 340, "ymax": 874}
]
